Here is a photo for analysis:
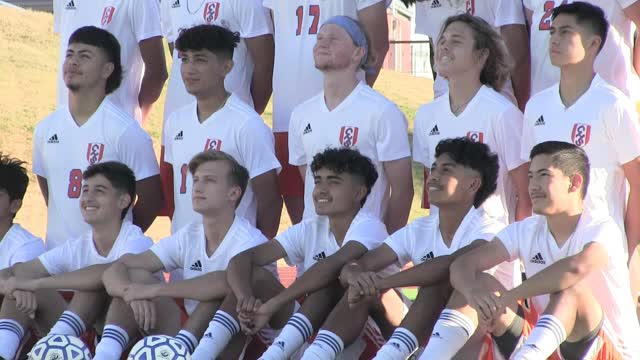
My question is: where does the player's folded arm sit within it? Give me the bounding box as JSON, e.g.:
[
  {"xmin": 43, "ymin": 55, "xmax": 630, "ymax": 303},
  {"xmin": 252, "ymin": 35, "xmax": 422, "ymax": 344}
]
[
  {"xmin": 152, "ymin": 270, "xmax": 229, "ymax": 302},
  {"xmin": 450, "ymin": 237, "xmax": 511, "ymax": 296},
  {"xmin": 339, "ymin": 243, "xmax": 399, "ymax": 287},
  {"xmin": 27, "ymin": 263, "xmax": 113, "ymax": 292},
  {"xmin": 227, "ymin": 240, "xmax": 288, "ymax": 301},
  {"xmin": 102, "ymin": 250, "xmax": 165, "ymax": 298}
]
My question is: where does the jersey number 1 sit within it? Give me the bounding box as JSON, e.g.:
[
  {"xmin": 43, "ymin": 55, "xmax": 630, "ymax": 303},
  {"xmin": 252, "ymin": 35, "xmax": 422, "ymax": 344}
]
[
  {"xmin": 538, "ymin": 0, "xmax": 568, "ymax": 31},
  {"xmin": 179, "ymin": 164, "xmax": 188, "ymax": 194},
  {"xmin": 67, "ymin": 169, "xmax": 82, "ymax": 198},
  {"xmin": 296, "ymin": 5, "xmax": 320, "ymax": 36}
]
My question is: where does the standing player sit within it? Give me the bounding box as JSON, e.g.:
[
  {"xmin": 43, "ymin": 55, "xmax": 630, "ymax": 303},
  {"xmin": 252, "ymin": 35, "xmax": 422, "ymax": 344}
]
[
  {"xmin": 53, "ymin": 0, "xmax": 167, "ymax": 123},
  {"xmin": 266, "ymin": 0, "xmax": 390, "ymax": 225},
  {"xmin": 442, "ymin": 141, "xmax": 640, "ymax": 359},
  {"xmin": 413, "ymin": 14, "xmax": 531, "ymax": 227},
  {"xmin": 525, "ymin": 0, "xmax": 640, "ymax": 99},
  {"xmin": 403, "ymin": 0, "xmax": 531, "ymax": 111},
  {"xmin": 303, "ymin": 138, "xmax": 514, "ymax": 360},
  {"xmin": 0, "ymin": 162, "xmax": 171, "ymax": 360},
  {"xmin": 32, "ymin": 26, "xmax": 162, "ymax": 250},
  {"xmin": 162, "ymin": 25, "xmax": 281, "ymax": 238},
  {"xmin": 289, "ymin": 16, "xmax": 413, "ymax": 234},
  {"xmin": 228, "ymin": 148, "xmax": 402, "ymax": 360},
  {"xmin": 521, "ymin": 2, "xmax": 640, "ymax": 296}
]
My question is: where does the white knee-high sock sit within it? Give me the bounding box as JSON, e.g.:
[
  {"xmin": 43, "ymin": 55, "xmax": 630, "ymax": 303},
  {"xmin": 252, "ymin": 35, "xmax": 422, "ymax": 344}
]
[
  {"xmin": 420, "ymin": 309, "xmax": 476, "ymax": 360},
  {"xmin": 0, "ymin": 319, "xmax": 25, "ymax": 359},
  {"xmin": 512, "ymin": 315, "xmax": 566, "ymax": 360},
  {"xmin": 260, "ymin": 313, "xmax": 314, "ymax": 360},
  {"xmin": 301, "ymin": 330, "xmax": 345, "ymax": 360},
  {"xmin": 49, "ymin": 310, "xmax": 86, "ymax": 336},
  {"xmin": 191, "ymin": 310, "xmax": 240, "ymax": 360},
  {"xmin": 93, "ymin": 325, "xmax": 129, "ymax": 360},
  {"xmin": 374, "ymin": 327, "xmax": 419, "ymax": 360},
  {"xmin": 175, "ymin": 329, "xmax": 198, "ymax": 354}
]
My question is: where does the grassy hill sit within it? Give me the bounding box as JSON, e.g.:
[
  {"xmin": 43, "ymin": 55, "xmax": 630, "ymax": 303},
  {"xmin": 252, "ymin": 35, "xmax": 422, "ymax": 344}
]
[{"xmin": 0, "ymin": 6, "xmax": 434, "ymax": 240}]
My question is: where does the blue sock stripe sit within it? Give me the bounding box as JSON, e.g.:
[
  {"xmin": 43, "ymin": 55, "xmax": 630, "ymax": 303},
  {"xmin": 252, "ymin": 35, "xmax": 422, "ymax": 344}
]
[
  {"xmin": 390, "ymin": 332, "xmax": 415, "ymax": 351},
  {"xmin": 213, "ymin": 313, "xmax": 240, "ymax": 335},
  {"xmin": 0, "ymin": 321, "xmax": 23, "ymax": 337},
  {"xmin": 286, "ymin": 320, "xmax": 311, "ymax": 341},
  {"xmin": 536, "ymin": 318, "xmax": 565, "ymax": 341},
  {"xmin": 60, "ymin": 312, "xmax": 84, "ymax": 331},
  {"xmin": 439, "ymin": 313, "xmax": 472, "ymax": 336},
  {"xmin": 315, "ymin": 334, "xmax": 341, "ymax": 355},
  {"xmin": 175, "ymin": 333, "xmax": 196, "ymax": 353},
  {"xmin": 103, "ymin": 328, "xmax": 128, "ymax": 348},
  {"xmin": 59, "ymin": 315, "xmax": 82, "ymax": 336},
  {"xmin": 289, "ymin": 316, "xmax": 312, "ymax": 339}
]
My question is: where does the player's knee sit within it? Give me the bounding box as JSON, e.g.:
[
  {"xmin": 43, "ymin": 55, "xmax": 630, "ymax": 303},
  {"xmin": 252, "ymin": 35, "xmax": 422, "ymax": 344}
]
[{"xmin": 128, "ymin": 268, "xmax": 160, "ymax": 284}]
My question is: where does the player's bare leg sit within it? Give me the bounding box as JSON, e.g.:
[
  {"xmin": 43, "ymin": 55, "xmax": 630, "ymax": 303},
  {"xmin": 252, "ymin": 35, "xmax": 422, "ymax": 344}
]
[{"xmin": 45, "ymin": 290, "xmax": 109, "ymax": 338}]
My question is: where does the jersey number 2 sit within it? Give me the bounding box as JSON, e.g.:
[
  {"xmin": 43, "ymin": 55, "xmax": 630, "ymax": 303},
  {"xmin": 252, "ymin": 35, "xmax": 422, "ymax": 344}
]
[
  {"xmin": 296, "ymin": 5, "xmax": 320, "ymax": 36},
  {"xmin": 67, "ymin": 169, "xmax": 82, "ymax": 198},
  {"xmin": 538, "ymin": 0, "xmax": 568, "ymax": 31}
]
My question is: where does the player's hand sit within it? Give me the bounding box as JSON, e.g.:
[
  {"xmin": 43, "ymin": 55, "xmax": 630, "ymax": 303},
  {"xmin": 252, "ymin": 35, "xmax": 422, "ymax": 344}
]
[
  {"xmin": 129, "ymin": 299, "xmax": 157, "ymax": 332},
  {"xmin": 467, "ymin": 287, "xmax": 503, "ymax": 326},
  {"xmin": 349, "ymin": 271, "xmax": 380, "ymax": 301},
  {"xmin": 123, "ymin": 283, "xmax": 159, "ymax": 303},
  {"xmin": 237, "ymin": 296, "xmax": 262, "ymax": 318},
  {"xmin": 13, "ymin": 289, "xmax": 38, "ymax": 316},
  {"xmin": 240, "ymin": 300, "xmax": 276, "ymax": 335}
]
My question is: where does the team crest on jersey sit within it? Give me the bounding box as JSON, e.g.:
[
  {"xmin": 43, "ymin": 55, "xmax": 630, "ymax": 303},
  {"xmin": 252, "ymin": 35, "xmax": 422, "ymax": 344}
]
[
  {"xmin": 204, "ymin": 138, "xmax": 222, "ymax": 151},
  {"xmin": 571, "ymin": 123, "xmax": 591, "ymax": 147},
  {"xmin": 203, "ymin": 2, "xmax": 220, "ymax": 23},
  {"xmin": 339, "ymin": 126, "xmax": 359, "ymax": 148},
  {"xmin": 86, "ymin": 143, "xmax": 105, "ymax": 165},
  {"xmin": 466, "ymin": 0, "xmax": 475, "ymax": 14},
  {"xmin": 466, "ymin": 131, "xmax": 484, "ymax": 143},
  {"xmin": 101, "ymin": 6, "xmax": 116, "ymax": 26}
]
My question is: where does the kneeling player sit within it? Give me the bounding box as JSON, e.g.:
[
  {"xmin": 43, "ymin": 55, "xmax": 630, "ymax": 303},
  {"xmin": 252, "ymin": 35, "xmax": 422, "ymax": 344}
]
[
  {"xmin": 312, "ymin": 138, "xmax": 513, "ymax": 360},
  {"xmin": 0, "ymin": 162, "xmax": 159, "ymax": 359},
  {"xmin": 446, "ymin": 141, "xmax": 640, "ymax": 359},
  {"xmin": 227, "ymin": 147, "xmax": 403, "ymax": 360},
  {"xmin": 102, "ymin": 150, "xmax": 278, "ymax": 359}
]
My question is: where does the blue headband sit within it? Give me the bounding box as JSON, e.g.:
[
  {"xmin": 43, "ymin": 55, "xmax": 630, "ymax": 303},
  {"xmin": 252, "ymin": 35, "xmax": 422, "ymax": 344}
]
[{"xmin": 323, "ymin": 16, "xmax": 369, "ymax": 69}]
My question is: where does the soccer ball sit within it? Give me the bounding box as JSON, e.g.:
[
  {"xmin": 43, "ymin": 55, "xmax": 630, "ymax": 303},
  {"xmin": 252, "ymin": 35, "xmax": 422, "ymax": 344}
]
[
  {"xmin": 28, "ymin": 334, "xmax": 92, "ymax": 360},
  {"xmin": 127, "ymin": 335, "xmax": 191, "ymax": 360}
]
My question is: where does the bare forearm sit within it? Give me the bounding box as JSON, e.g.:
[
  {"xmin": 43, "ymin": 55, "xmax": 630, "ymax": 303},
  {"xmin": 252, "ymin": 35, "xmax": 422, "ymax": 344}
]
[
  {"xmin": 227, "ymin": 256, "xmax": 258, "ymax": 300},
  {"xmin": 450, "ymin": 259, "xmax": 482, "ymax": 296},
  {"xmin": 501, "ymin": 24, "xmax": 531, "ymax": 111},
  {"xmin": 256, "ymin": 194, "xmax": 282, "ymax": 239},
  {"xmin": 625, "ymin": 189, "xmax": 640, "ymax": 257},
  {"xmin": 156, "ymin": 271, "xmax": 229, "ymax": 302},
  {"xmin": 384, "ymin": 188, "xmax": 413, "ymax": 234},
  {"xmin": 250, "ymin": 66, "xmax": 273, "ymax": 115},
  {"xmin": 515, "ymin": 193, "xmax": 532, "ymax": 221},
  {"xmin": 634, "ymin": 33, "xmax": 640, "ymax": 77},
  {"xmin": 33, "ymin": 264, "xmax": 110, "ymax": 291},
  {"xmin": 103, "ymin": 262, "xmax": 133, "ymax": 297},
  {"xmin": 378, "ymin": 256, "xmax": 454, "ymax": 290}
]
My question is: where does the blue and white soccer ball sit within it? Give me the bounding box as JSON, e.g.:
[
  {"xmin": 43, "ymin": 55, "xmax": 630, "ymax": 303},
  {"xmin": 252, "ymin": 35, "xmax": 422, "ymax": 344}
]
[
  {"xmin": 28, "ymin": 334, "xmax": 92, "ymax": 360},
  {"xmin": 127, "ymin": 335, "xmax": 191, "ymax": 360}
]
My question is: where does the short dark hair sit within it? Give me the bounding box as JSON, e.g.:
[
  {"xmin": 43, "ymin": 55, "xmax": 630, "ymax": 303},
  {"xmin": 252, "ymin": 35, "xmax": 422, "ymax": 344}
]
[
  {"xmin": 175, "ymin": 24, "xmax": 240, "ymax": 60},
  {"xmin": 68, "ymin": 26, "xmax": 123, "ymax": 94},
  {"xmin": 552, "ymin": 2, "xmax": 608, "ymax": 52},
  {"xmin": 434, "ymin": 138, "xmax": 499, "ymax": 208},
  {"xmin": 529, "ymin": 141, "xmax": 590, "ymax": 199},
  {"xmin": 310, "ymin": 148, "xmax": 378, "ymax": 207},
  {"xmin": 0, "ymin": 154, "xmax": 29, "ymax": 219},
  {"xmin": 188, "ymin": 150, "xmax": 249, "ymax": 208},
  {"xmin": 83, "ymin": 161, "xmax": 136, "ymax": 219}
]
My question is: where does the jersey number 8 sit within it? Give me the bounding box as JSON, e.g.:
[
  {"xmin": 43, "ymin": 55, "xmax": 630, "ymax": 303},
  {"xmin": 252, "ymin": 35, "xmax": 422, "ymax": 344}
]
[{"xmin": 67, "ymin": 169, "xmax": 83, "ymax": 199}]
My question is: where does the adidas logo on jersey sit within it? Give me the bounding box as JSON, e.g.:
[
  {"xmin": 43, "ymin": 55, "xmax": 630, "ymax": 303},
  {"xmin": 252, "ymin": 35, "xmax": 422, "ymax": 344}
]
[
  {"xmin": 535, "ymin": 116, "xmax": 545, "ymax": 126},
  {"xmin": 431, "ymin": 0, "xmax": 442, "ymax": 8},
  {"xmin": 429, "ymin": 125, "xmax": 440, "ymax": 136},
  {"xmin": 303, "ymin": 123, "xmax": 312, "ymax": 135},
  {"xmin": 313, "ymin": 251, "xmax": 326, "ymax": 261},
  {"xmin": 65, "ymin": 0, "xmax": 76, "ymax": 10},
  {"xmin": 174, "ymin": 130, "xmax": 184, "ymax": 140},
  {"xmin": 171, "ymin": 0, "xmax": 181, "ymax": 8},
  {"xmin": 47, "ymin": 134, "xmax": 59, "ymax": 144},
  {"xmin": 190, "ymin": 260, "xmax": 203, "ymax": 271},
  {"xmin": 530, "ymin": 252, "xmax": 546, "ymax": 264},
  {"xmin": 420, "ymin": 251, "xmax": 435, "ymax": 262}
]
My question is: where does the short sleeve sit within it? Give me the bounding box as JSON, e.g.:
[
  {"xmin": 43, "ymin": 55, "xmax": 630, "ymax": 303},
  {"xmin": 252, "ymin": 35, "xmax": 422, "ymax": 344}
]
[
  {"xmin": 383, "ymin": 227, "xmax": 412, "ymax": 267},
  {"xmin": 522, "ymin": 0, "xmax": 533, "ymax": 11},
  {"xmin": 11, "ymin": 240, "xmax": 46, "ymax": 266},
  {"xmin": 468, "ymin": 216, "xmax": 506, "ymax": 244},
  {"xmin": 495, "ymin": 223, "xmax": 522, "ymax": 261},
  {"xmin": 288, "ymin": 108, "xmax": 307, "ymax": 166},
  {"xmin": 238, "ymin": 120, "xmax": 281, "ymax": 178},
  {"xmin": 492, "ymin": 105, "xmax": 527, "ymax": 171},
  {"xmin": 32, "ymin": 124, "xmax": 47, "ymax": 178},
  {"xmin": 262, "ymin": 0, "xmax": 274, "ymax": 10},
  {"xmin": 344, "ymin": 215, "xmax": 389, "ymax": 250},
  {"xmin": 412, "ymin": 107, "xmax": 430, "ymax": 167},
  {"xmin": 617, "ymin": 0, "xmax": 639, "ymax": 10},
  {"xmin": 150, "ymin": 235, "xmax": 184, "ymax": 273},
  {"xmin": 607, "ymin": 99, "xmax": 640, "ymax": 165},
  {"xmin": 160, "ymin": 0, "xmax": 175, "ymax": 41},
  {"xmin": 520, "ymin": 105, "xmax": 537, "ymax": 162},
  {"xmin": 123, "ymin": 236, "xmax": 154, "ymax": 256},
  {"xmin": 129, "ymin": 0, "xmax": 163, "ymax": 43},
  {"xmin": 356, "ymin": 0, "xmax": 386, "ymax": 11},
  {"xmin": 116, "ymin": 123, "xmax": 160, "ymax": 181},
  {"xmin": 233, "ymin": 0, "xmax": 273, "ymax": 38},
  {"xmin": 376, "ymin": 104, "xmax": 411, "ymax": 162},
  {"xmin": 53, "ymin": 0, "xmax": 63, "ymax": 34},
  {"xmin": 38, "ymin": 241, "xmax": 73, "ymax": 276},
  {"xmin": 495, "ymin": 0, "xmax": 526, "ymax": 27},
  {"xmin": 275, "ymin": 223, "xmax": 306, "ymax": 267}
]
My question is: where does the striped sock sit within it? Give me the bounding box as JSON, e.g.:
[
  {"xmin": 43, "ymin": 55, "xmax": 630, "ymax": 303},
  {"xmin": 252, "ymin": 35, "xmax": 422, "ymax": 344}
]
[
  {"xmin": 301, "ymin": 330, "xmax": 344, "ymax": 360},
  {"xmin": 420, "ymin": 309, "xmax": 476, "ymax": 359},
  {"xmin": 49, "ymin": 310, "xmax": 86, "ymax": 336},
  {"xmin": 175, "ymin": 329, "xmax": 198, "ymax": 354},
  {"xmin": 93, "ymin": 325, "xmax": 129, "ymax": 360},
  {"xmin": 260, "ymin": 312, "xmax": 314, "ymax": 360},
  {"xmin": 0, "ymin": 319, "xmax": 25, "ymax": 359},
  {"xmin": 513, "ymin": 315, "xmax": 566, "ymax": 360},
  {"xmin": 191, "ymin": 311, "xmax": 240, "ymax": 359},
  {"xmin": 374, "ymin": 327, "xmax": 418, "ymax": 360}
]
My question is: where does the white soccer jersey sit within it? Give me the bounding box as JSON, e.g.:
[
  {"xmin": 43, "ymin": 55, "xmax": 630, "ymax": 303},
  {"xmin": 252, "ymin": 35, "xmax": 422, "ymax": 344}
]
[
  {"xmin": 263, "ymin": 0, "xmax": 380, "ymax": 132},
  {"xmin": 160, "ymin": 0, "xmax": 273, "ymax": 126},
  {"xmin": 498, "ymin": 212, "xmax": 640, "ymax": 358},
  {"xmin": 39, "ymin": 221, "xmax": 152, "ymax": 275},
  {"xmin": 385, "ymin": 207, "xmax": 517, "ymax": 289},
  {"xmin": 151, "ymin": 216, "xmax": 270, "ymax": 314},
  {"xmin": 163, "ymin": 94, "xmax": 281, "ymax": 233},
  {"xmin": 276, "ymin": 211, "xmax": 387, "ymax": 273},
  {"xmin": 415, "ymin": 0, "xmax": 524, "ymax": 100},
  {"xmin": 524, "ymin": 0, "xmax": 640, "ymax": 99},
  {"xmin": 521, "ymin": 75, "xmax": 640, "ymax": 251},
  {"xmin": 413, "ymin": 85, "xmax": 527, "ymax": 225},
  {"xmin": 0, "ymin": 224, "xmax": 46, "ymax": 270},
  {"xmin": 32, "ymin": 99, "xmax": 159, "ymax": 250},
  {"xmin": 289, "ymin": 82, "xmax": 411, "ymax": 220},
  {"xmin": 53, "ymin": 0, "xmax": 163, "ymax": 120}
]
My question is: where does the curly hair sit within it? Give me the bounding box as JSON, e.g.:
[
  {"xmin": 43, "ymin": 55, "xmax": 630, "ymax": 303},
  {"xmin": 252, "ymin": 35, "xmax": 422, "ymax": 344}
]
[{"xmin": 439, "ymin": 13, "xmax": 512, "ymax": 92}]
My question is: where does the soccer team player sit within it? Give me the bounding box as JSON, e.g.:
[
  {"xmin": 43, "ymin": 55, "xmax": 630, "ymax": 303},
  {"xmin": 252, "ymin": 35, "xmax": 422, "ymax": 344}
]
[{"xmin": 7, "ymin": 0, "xmax": 640, "ymax": 358}]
